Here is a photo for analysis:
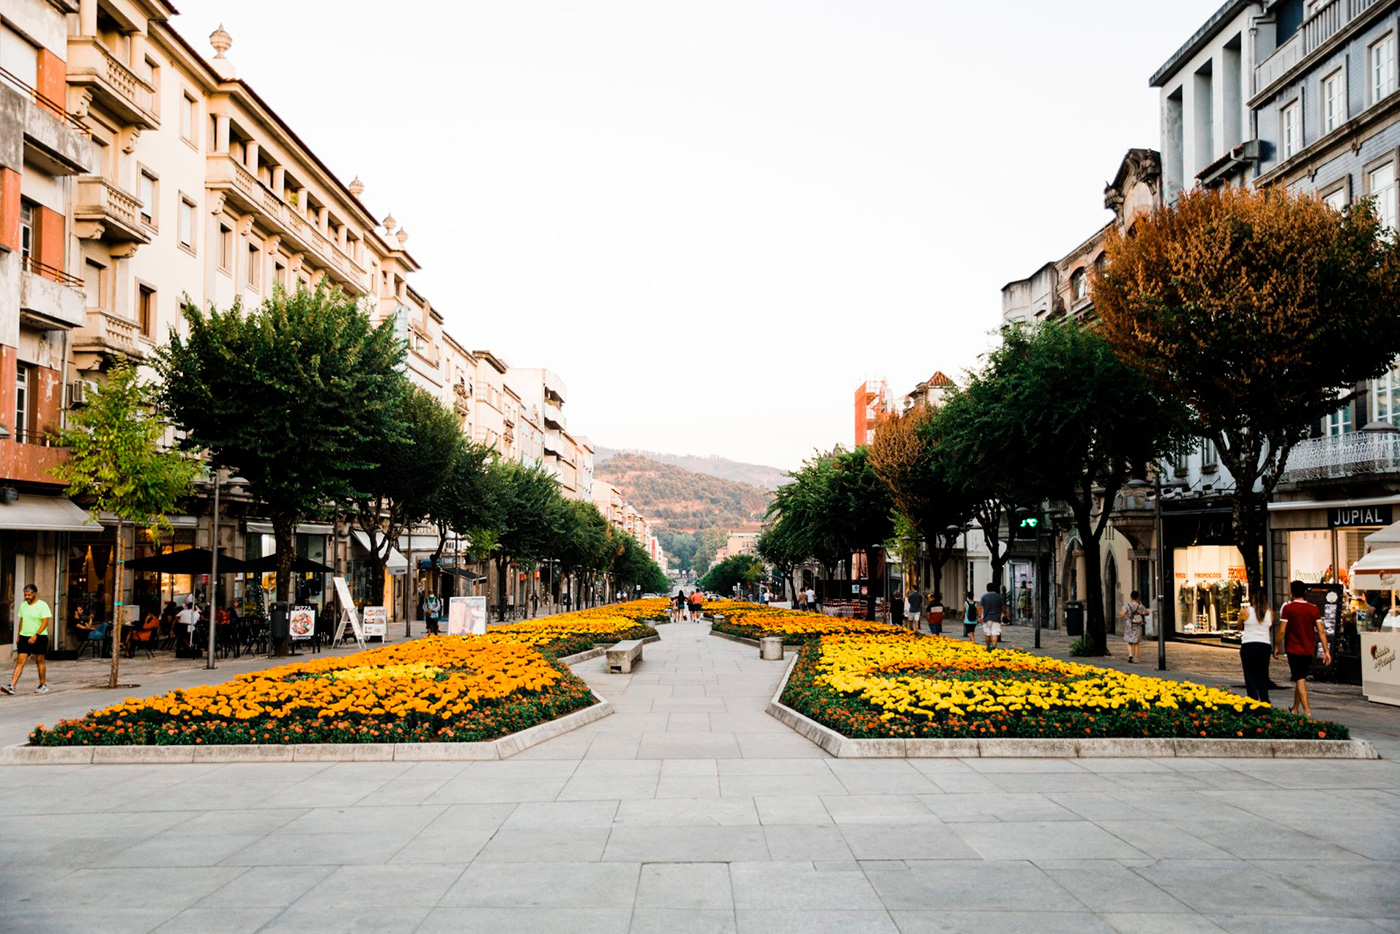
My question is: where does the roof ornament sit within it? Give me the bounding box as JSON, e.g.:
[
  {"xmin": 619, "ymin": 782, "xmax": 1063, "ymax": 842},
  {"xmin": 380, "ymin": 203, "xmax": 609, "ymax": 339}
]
[
  {"xmin": 209, "ymin": 24, "xmax": 236, "ymax": 78},
  {"xmin": 348, "ymin": 176, "xmax": 365, "ymax": 197}
]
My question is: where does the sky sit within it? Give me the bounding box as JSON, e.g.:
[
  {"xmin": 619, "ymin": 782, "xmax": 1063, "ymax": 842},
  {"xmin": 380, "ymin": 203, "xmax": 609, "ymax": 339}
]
[{"xmin": 174, "ymin": 0, "xmax": 1224, "ymax": 473}]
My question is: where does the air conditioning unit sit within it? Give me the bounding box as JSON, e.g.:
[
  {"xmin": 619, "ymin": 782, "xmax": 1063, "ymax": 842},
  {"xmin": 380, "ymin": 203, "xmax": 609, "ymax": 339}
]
[{"xmin": 67, "ymin": 379, "xmax": 97, "ymax": 408}]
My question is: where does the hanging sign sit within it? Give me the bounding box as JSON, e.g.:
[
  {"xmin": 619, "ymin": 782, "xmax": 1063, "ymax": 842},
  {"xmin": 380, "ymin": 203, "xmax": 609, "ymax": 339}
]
[{"xmin": 448, "ymin": 596, "xmax": 487, "ymax": 635}]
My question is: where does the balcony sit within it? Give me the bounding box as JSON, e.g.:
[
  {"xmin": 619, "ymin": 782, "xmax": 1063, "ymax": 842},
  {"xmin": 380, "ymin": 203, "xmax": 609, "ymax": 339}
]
[
  {"xmin": 66, "ymin": 37, "xmax": 158, "ymax": 129},
  {"xmin": 73, "ymin": 310, "xmax": 145, "ymax": 360},
  {"xmin": 19, "ymin": 259, "xmax": 86, "ymax": 329},
  {"xmin": 74, "ymin": 176, "xmax": 150, "ymax": 244},
  {"xmin": 543, "ymin": 397, "xmax": 565, "ymax": 430},
  {"xmin": 1281, "ymin": 431, "xmax": 1400, "ymax": 484},
  {"xmin": 1255, "ymin": 0, "xmax": 1381, "ymax": 96}
]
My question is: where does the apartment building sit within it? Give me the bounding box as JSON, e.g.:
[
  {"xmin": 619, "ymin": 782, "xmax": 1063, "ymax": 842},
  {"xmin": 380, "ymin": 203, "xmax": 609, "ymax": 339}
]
[{"xmin": 853, "ymin": 379, "xmax": 890, "ymax": 447}]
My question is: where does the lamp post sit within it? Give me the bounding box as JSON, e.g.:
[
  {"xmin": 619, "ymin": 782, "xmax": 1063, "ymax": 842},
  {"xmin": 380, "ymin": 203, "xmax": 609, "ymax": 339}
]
[
  {"xmin": 1128, "ymin": 476, "xmax": 1169, "ymax": 671},
  {"xmin": 199, "ymin": 469, "xmax": 246, "ymax": 670}
]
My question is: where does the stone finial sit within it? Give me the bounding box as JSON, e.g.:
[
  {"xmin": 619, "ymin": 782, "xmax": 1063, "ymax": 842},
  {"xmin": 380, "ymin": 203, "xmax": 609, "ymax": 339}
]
[
  {"xmin": 210, "ymin": 24, "xmax": 232, "ymax": 58},
  {"xmin": 395, "ymin": 228, "xmax": 409, "ymax": 247},
  {"xmin": 348, "ymin": 176, "xmax": 365, "ymax": 197},
  {"xmin": 382, "ymin": 213, "xmax": 397, "ymax": 233}
]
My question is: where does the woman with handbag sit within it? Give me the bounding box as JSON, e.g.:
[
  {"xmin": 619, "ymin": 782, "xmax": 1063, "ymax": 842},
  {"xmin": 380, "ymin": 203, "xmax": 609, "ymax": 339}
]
[{"xmin": 1119, "ymin": 591, "xmax": 1149, "ymax": 663}]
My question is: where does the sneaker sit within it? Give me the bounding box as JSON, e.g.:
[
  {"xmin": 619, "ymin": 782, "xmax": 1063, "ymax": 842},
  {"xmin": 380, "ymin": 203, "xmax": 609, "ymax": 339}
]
[
  {"xmin": 0, "ymin": 684, "xmax": 13, "ymax": 695},
  {"xmin": 35, "ymin": 684, "xmax": 49, "ymax": 694}
]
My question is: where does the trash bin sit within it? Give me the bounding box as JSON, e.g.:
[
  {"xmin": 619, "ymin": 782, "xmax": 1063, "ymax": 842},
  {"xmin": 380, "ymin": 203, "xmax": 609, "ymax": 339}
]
[
  {"xmin": 1064, "ymin": 601, "xmax": 1085, "ymax": 637},
  {"xmin": 270, "ymin": 601, "xmax": 290, "ymax": 656}
]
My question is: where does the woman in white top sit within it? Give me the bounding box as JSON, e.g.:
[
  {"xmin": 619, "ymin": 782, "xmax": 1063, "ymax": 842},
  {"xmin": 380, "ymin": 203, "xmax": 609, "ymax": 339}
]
[{"xmin": 1237, "ymin": 602, "xmax": 1273, "ymax": 704}]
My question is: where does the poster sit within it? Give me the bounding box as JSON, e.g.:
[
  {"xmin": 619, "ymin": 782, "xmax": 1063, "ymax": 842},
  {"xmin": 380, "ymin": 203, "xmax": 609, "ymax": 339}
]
[
  {"xmin": 289, "ymin": 605, "xmax": 316, "ymax": 641},
  {"xmin": 448, "ymin": 596, "xmax": 487, "ymax": 635},
  {"xmin": 362, "ymin": 606, "xmax": 387, "ymax": 638}
]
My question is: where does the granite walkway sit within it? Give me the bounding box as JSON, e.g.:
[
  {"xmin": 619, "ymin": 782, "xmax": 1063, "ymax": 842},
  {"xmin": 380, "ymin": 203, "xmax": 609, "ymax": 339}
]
[{"xmin": 0, "ymin": 622, "xmax": 1396, "ymax": 934}]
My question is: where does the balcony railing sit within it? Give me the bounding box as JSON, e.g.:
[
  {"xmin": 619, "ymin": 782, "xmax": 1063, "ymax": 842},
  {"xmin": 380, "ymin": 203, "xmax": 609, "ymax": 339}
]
[
  {"xmin": 75, "ymin": 176, "xmax": 150, "ymax": 243},
  {"xmin": 20, "ymin": 255, "xmax": 83, "ymax": 288},
  {"xmin": 74, "ymin": 310, "xmax": 145, "ymax": 358},
  {"xmin": 0, "ymin": 67, "xmax": 88, "ymax": 132},
  {"xmin": 66, "ymin": 37, "xmax": 158, "ymax": 129},
  {"xmin": 1281, "ymin": 431, "xmax": 1400, "ymax": 483},
  {"xmin": 1256, "ymin": 0, "xmax": 1381, "ymax": 94}
]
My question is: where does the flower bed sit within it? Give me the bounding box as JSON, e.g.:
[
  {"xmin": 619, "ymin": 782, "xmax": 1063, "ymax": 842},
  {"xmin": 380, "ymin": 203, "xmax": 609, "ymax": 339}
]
[
  {"xmin": 29, "ymin": 605, "xmax": 660, "ymax": 747},
  {"xmin": 708, "ymin": 602, "xmax": 898, "ymax": 643},
  {"xmin": 782, "ymin": 633, "xmax": 1349, "ymax": 741}
]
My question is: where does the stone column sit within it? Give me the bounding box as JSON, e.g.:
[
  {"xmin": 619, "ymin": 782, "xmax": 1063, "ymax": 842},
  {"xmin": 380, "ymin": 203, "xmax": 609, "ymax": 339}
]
[
  {"xmin": 244, "ymin": 140, "xmax": 259, "ymax": 171},
  {"xmin": 271, "ymin": 166, "xmax": 285, "ymax": 199},
  {"xmin": 215, "ymin": 114, "xmax": 231, "ymax": 153},
  {"xmin": 79, "ymin": 0, "xmax": 97, "ymax": 35}
]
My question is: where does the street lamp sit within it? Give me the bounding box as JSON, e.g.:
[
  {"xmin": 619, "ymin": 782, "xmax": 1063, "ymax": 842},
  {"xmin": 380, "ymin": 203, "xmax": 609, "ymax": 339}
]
[
  {"xmin": 1128, "ymin": 476, "xmax": 1168, "ymax": 671},
  {"xmin": 197, "ymin": 469, "xmax": 247, "ymax": 669}
]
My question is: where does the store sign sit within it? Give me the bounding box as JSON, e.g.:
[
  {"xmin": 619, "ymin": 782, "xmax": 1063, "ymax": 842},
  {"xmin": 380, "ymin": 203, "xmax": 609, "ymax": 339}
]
[
  {"xmin": 448, "ymin": 596, "xmax": 487, "ymax": 636},
  {"xmin": 289, "ymin": 606, "xmax": 315, "ymax": 641},
  {"xmin": 1329, "ymin": 505, "xmax": 1393, "ymax": 528},
  {"xmin": 362, "ymin": 606, "xmax": 387, "ymax": 637}
]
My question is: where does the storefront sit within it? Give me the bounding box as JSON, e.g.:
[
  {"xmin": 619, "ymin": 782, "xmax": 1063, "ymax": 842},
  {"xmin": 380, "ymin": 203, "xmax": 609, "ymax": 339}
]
[
  {"xmin": 1161, "ymin": 503, "xmax": 1245, "ymax": 640},
  {"xmin": 1269, "ymin": 499, "xmax": 1396, "ymax": 685},
  {"xmin": 246, "ymin": 522, "xmax": 335, "ymax": 615}
]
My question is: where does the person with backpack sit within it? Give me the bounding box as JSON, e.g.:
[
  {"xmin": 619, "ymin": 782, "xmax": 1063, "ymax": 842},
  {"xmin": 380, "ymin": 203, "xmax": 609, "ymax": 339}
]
[
  {"xmin": 1119, "ymin": 590, "xmax": 1149, "ymax": 663},
  {"xmin": 963, "ymin": 591, "xmax": 978, "ymax": 640}
]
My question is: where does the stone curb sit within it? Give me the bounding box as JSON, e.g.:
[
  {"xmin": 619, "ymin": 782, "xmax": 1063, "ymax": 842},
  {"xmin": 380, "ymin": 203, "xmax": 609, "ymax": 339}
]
[
  {"xmin": 0, "ymin": 690, "xmax": 613, "ymax": 765},
  {"xmin": 764, "ymin": 654, "xmax": 1378, "ymax": 760}
]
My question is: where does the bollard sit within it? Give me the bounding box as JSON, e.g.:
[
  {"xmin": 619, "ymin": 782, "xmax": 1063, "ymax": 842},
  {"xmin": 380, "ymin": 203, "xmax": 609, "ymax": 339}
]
[{"xmin": 760, "ymin": 636, "xmax": 784, "ymax": 660}]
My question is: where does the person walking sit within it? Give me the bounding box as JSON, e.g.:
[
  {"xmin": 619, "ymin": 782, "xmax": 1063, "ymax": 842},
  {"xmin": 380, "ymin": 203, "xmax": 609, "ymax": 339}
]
[
  {"xmin": 805, "ymin": 586, "xmax": 817, "ymax": 613},
  {"xmin": 978, "ymin": 583, "xmax": 1004, "ymax": 649},
  {"xmin": 673, "ymin": 590, "xmax": 686, "ymax": 623},
  {"xmin": 1277, "ymin": 580, "xmax": 1330, "ymax": 717},
  {"xmin": 1119, "ymin": 590, "xmax": 1149, "ymax": 663},
  {"xmin": 927, "ymin": 592, "xmax": 945, "ymax": 636},
  {"xmin": 176, "ymin": 599, "xmax": 199, "ymax": 648},
  {"xmin": 891, "ymin": 590, "xmax": 905, "ymax": 629},
  {"xmin": 1237, "ymin": 601, "xmax": 1273, "ymax": 704},
  {"xmin": 906, "ymin": 588, "xmax": 923, "ymax": 633},
  {"xmin": 424, "ymin": 591, "xmax": 442, "ymax": 636},
  {"xmin": 3, "ymin": 585, "xmax": 51, "ymax": 695},
  {"xmin": 689, "ymin": 589, "xmax": 704, "ymax": 622},
  {"xmin": 963, "ymin": 591, "xmax": 978, "ymax": 640}
]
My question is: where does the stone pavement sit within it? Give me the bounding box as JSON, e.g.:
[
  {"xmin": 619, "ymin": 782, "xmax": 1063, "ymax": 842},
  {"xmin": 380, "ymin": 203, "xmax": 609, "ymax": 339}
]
[{"xmin": 0, "ymin": 622, "xmax": 1397, "ymax": 934}]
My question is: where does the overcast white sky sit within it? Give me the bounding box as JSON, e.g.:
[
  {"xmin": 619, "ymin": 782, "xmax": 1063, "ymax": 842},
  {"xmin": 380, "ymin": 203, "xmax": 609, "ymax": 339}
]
[{"xmin": 176, "ymin": 0, "xmax": 1222, "ymax": 472}]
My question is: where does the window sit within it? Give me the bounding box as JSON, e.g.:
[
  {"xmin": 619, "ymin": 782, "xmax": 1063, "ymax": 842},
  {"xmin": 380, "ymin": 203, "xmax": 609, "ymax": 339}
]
[
  {"xmin": 137, "ymin": 284, "xmax": 155, "ymax": 338},
  {"xmin": 0, "ymin": 26, "xmax": 39, "ymax": 97},
  {"xmin": 1371, "ymin": 33, "xmax": 1396, "ymax": 105},
  {"xmin": 218, "ymin": 225, "xmax": 233, "ymax": 272},
  {"xmin": 1322, "ymin": 69, "xmax": 1345, "ymax": 134},
  {"xmin": 19, "ymin": 200, "xmax": 33, "ymax": 262},
  {"xmin": 1201, "ymin": 438, "xmax": 1218, "ymax": 470},
  {"xmin": 1282, "ymin": 101, "xmax": 1301, "ymax": 159},
  {"xmin": 1326, "ymin": 403, "xmax": 1354, "ymax": 436},
  {"xmin": 246, "ymin": 241, "xmax": 262, "ymax": 289},
  {"xmin": 83, "ymin": 260, "xmax": 105, "ymax": 310},
  {"xmin": 180, "ymin": 93, "xmax": 196, "ymax": 142},
  {"xmin": 138, "ymin": 171, "xmax": 157, "ymax": 227},
  {"xmin": 15, "ymin": 365, "xmax": 30, "ymax": 444},
  {"xmin": 1071, "ymin": 268, "xmax": 1088, "ymax": 302},
  {"xmin": 1375, "ymin": 365, "xmax": 1400, "ymax": 424},
  {"xmin": 1370, "ymin": 162, "xmax": 1397, "ymax": 233},
  {"xmin": 178, "ymin": 197, "xmax": 195, "ymax": 251},
  {"xmin": 1324, "ymin": 187, "xmax": 1349, "ymax": 211},
  {"xmin": 274, "ymin": 261, "xmax": 286, "ymax": 288}
]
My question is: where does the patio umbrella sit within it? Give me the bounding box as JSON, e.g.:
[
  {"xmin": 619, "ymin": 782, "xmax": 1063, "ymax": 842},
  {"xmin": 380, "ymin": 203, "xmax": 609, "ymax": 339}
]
[
  {"xmin": 122, "ymin": 548, "xmax": 253, "ymax": 575},
  {"xmin": 243, "ymin": 553, "xmax": 335, "ymax": 574}
]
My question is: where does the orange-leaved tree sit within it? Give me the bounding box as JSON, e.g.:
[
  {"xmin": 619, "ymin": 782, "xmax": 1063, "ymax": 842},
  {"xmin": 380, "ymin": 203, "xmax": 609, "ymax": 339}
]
[{"xmin": 1094, "ymin": 186, "xmax": 1400, "ymax": 601}]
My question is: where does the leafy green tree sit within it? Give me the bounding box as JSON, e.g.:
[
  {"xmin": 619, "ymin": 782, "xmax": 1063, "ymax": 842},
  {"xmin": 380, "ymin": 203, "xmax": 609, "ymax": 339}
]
[
  {"xmin": 345, "ymin": 382, "xmax": 461, "ymax": 618},
  {"xmin": 555, "ymin": 500, "xmax": 613, "ymax": 607},
  {"xmin": 699, "ymin": 553, "xmax": 765, "ymax": 595},
  {"xmin": 53, "ymin": 362, "xmax": 197, "ymax": 688},
  {"xmin": 490, "ymin": 460, "xmax": 566, "ymax": 620},
  {"xmin": 423, "ymin": 436, "xmax": 500, "ymax": 574},
  {"xmin": 757, "ymin": 524, "xmax": 807, "ymax": 602},
  {"xmin": 976, "ymin": 322, "xmax": 1184, "ymax": 655},
  {"xmin": 610, "ymin": 531, "xmax": 668, "ymax": 596},
  {"xmin": 1095, "ymin": 187, "xmax": 1400, "ymax": 600},
  {"xmin": 158, "ymin": 285, "xmax": 403, "ymax": 618}
]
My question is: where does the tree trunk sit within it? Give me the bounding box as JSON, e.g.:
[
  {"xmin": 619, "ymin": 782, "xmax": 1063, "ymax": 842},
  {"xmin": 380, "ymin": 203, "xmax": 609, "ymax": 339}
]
[
  {"xmin": 495, "ymin": 556, "xmax": 509, "ymax": 621},
  {"xmin": 109, "ymin": 519, "xmax": 124, "ymax": 689},
  {"xmin": 1074, "ymin": 502, "xmax": 1108, "ymax": 656},
  {"xmin": 866, "ymin": 548, "xmax": 879, "ymax": 620},
  {"xmin": 272, "ymin": 516, "xmax": 295, "ymax": 657}
]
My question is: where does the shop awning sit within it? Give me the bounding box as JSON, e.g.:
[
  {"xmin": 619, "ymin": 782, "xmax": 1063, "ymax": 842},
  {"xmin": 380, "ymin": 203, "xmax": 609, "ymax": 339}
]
[
  {"xmin": 245, "ymin": 521, "xmax": 335, "ymax": 536},
  {"xmin": 1365, "ymin": 520, "xmax": 1400, "ymax": 549},
  {"xmin": 351, "ymin": 530, "xmax": 407, "ymax": 573},
  {"xmin": 0, "ymin": 496, "xmax": 99, "ymax": 532},
  {"xmin": 1352, "ymin": 551, "xmax": 1400, "ymax": 592}
]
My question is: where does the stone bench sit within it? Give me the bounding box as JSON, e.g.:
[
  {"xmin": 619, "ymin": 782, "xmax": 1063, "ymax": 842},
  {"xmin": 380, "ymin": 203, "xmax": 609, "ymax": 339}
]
[{"xmin": 606, "ymin": 639, "xmax": 645, "ymax": 674}]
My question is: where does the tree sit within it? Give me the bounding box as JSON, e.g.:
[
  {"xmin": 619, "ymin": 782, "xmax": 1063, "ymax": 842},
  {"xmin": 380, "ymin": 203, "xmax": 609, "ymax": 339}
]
[
  {"xmin": 158, "ymin": 285, "xmax": 403, "ymax": 637},
  {"xmin": 52, "ymin": 362, "xmax": 197, "ymax": 688},
  {"xmin": 490, "ymin": 460, "xmax": 565, "ymax": 620},
  {"xmin": 422, "ymin": 435, "xmax": 500, "ymax": 575},
  {"xmin": 610, "ymin": 530, "xmax": 668, "ymax": 596},
  {"xmin": 344, "ymin": 382, "xmax": 461, "ymax": 619},
  {"xmin": 1095, "ymin": 186, "xmax": 1400, "ymax": 601},
  {"xmin": 699, "ymin": 553, "xmax": 764, "ymax": 595},
  {"xmin": 869, "ymin": 404, "xmax": 975, "ymax": 593},
  {"xmin": 975, "ymin": 322, "xmax": 1184, "ymax": 654},
  {"xmin": 757, "ymin": 524, "xmax": 806, "ymax": 602},
  {"xmin": 555, "ymin": 500, "xmax": 612, "ymax": 607}
]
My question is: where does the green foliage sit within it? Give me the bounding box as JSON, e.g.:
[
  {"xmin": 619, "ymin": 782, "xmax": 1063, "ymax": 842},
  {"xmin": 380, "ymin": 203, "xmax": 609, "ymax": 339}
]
[
  {"xmin": 423, "ymin": 436, "xmax": 500, "ymax": 562},
  {"xmin": 699, "ymin": 553, "xmax": 765, "ymax": 594},
  {"xmin": 595, "ymin": 453, "xmax": 769, "ymax": 533},
  {"xmin": 609, "ymin": 530, "xmax": 668, "ymax": 594},
  {"xmin": 52, "ymin": 361, "xmax": 197, "ymax": 530},
  {"xmin": 766, "ymin": 447, "xmax": 894, "ymax": 579},
  {"xmin": 156, "ymin": 284, "xmax": 403, "ymax": 600},
  {"xmin": 1069, "ymin": 636, "xmax": 1093, "ymax": 657}
]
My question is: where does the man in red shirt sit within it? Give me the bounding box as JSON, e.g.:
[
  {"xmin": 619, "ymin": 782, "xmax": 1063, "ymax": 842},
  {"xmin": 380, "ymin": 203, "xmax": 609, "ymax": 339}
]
[{"xmin": 1275, "ymin": 580, "xmax": 1331, "ymax": 717}]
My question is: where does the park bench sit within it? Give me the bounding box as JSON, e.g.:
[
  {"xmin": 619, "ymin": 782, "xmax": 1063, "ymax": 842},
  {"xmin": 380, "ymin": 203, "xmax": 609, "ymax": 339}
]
[{"xmin": 606, "ymin": 639, "xmax": 645, "ymax": 674}]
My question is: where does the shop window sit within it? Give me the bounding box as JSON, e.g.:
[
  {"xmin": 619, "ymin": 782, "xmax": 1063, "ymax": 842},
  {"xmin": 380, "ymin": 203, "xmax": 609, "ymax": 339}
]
[
  {"xmin": 1373, "ymin": 364, "xmax": 1400, "ymax": 424},
  {"xmin": 1173, "ymin": 545, "xmax": 1248, "ymax": 635},
  {"xmin": 1288, "ymin": 529, "xmax": 1335, "ymax": 585}
]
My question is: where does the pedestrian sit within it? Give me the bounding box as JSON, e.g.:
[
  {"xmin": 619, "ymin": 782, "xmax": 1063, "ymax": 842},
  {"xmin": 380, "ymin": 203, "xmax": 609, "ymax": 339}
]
[
  {"xmin": 1277, "ymin": 580, "xmax": 1330, "ymax": 717},
  {"xmin": 805, "ymin": 586, "xmax": 817, "ymax": 613},
  {"xmin": 963, "ymin": 591, "xmax": 978, "ymax": 640},
  {"xmin": 906, "ymin": 588, "xmax": 924, "ymax": 633},
  {"xmin": 1119, "ymin": 590, "xmax": 1149, "ymax": 663},
  {"xmin": 176, "ymin": 599, "xmax": 199, "ymax": 648},
  {"xmin": 978, "ymin": 583, "xmax": 1004, "ymax": 649},
  {"xmin": 891, "ymin": 590, "xmax": 905, "ymax": 629},
  {"xmin": 3, "ymin": 585, "xmax": 51, "ymax": 694},
  {"xmin": 1237, "ymin": 601, "xmax": 1273, "ymax": 704},
  {"xmin": 927, "ymin": 592, "xmax": 945, "ymax": 636},
  {"xmin": 424, "ymin": 591, "xmax": 442, "ymax": 636},
  {"xmin": 689, "ymin": 588, "xmax": 704, "ymax": 621}
]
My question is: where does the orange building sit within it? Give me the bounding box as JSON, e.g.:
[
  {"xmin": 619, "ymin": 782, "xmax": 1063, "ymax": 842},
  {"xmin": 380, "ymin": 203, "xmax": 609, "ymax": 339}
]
[{"xmin": 854, "ymin": 379, "xmax": 891, "ymax": 447}]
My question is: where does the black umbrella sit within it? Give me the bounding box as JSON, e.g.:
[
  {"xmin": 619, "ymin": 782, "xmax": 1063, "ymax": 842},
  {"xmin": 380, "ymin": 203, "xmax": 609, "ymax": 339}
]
[
  {"xmin": 244, "ymin": 553, "xmax": 335, "ymax": 574},
  {"xmin": 123, "ymin": 547, "xmax": 254, "ymax": 575}
]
